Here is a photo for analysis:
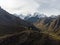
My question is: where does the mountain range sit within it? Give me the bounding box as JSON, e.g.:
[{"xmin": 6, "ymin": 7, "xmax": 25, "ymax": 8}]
[
  {"xmin": 0, "ymin": 7, "xmax": 60, "ymax": 45},
  {"xmin": 24, "ymin": 12, "xmax": 46, "ymax": 23}
]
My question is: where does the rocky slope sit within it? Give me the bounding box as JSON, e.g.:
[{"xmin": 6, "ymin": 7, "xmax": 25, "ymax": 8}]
[{"xmin": 34, "ymin": 15, "xmax": 60, "ymax": 32}]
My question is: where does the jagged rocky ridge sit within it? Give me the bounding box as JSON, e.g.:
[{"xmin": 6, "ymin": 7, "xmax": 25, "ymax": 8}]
[
  {"xmin": 34, "ymin": 15, "xmax": 60, "ymax": 33},
  {"xmin": 24, "ymin": 13, "xmax": 46, "ymax": 23}
]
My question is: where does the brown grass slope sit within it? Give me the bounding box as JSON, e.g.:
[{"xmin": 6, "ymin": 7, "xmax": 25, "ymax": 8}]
[{"xmin": 0, "ymin": 30, "xmax": 60, "ymax": 45}]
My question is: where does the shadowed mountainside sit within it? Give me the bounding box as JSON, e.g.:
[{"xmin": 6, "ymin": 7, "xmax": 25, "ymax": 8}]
[{"xmin": 0, "ymin": 7, "xmax": 39, "ymax": 35}]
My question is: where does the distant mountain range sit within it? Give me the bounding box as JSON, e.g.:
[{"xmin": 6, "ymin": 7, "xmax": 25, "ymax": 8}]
[
  {"xmin": 17, "ymin": 11, "xmax": 60, "ymax": 33},
  {"xmin": 24, "ymin": 12, "xmax": 47, "ymax": 23},
  {"xmin": 18, "ymin": 12, "xmax": 60, "ymax": 34},
  {"xmin": 19, "ymin": 12, "xmax": 57, "ymax": 23}
]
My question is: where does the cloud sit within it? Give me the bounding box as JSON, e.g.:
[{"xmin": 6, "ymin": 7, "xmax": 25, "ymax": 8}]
[
  {"xmin": 36, "ymin": 0, "xmax": 60, "ymax": 16},
  {"xmin": 0, "ymin": 0, "xmax": 39, "ymax": 15},
  {"xmin": 0, "ymin": 0, "xmax": 60, "ymax": 16}
]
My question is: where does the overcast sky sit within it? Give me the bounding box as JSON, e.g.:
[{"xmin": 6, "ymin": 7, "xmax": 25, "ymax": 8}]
[{"xmin": 0, "ymin": 0, "xmax": 60, "ymax": 16}]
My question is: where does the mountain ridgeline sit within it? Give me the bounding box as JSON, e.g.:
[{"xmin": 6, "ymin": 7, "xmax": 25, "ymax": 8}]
[
  {"xmin": 34, "ymin": 15, "xmax": 60, "ymax": 33},
  {"xmin": 23, "ymin": 13, "xmax": 60, "ymax": 45},
  {"xmin": 0, "ymin": 7, "xmax": 60, "ymax": 45},
  {"xmin": 24, "ymin": 13, "xmax": 46, "ymax": 23},
  {"xmin": 0, "ymin": 7, "xmax": 40, "ymax": 34},
  {"xmin": 23, "ymin": 13, "xmax": 60, "ymax": 33}
]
